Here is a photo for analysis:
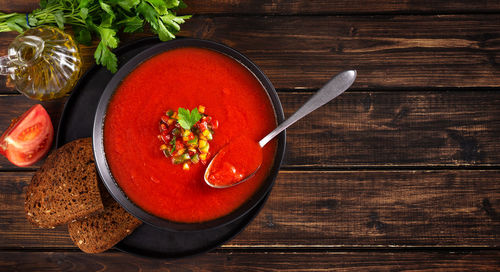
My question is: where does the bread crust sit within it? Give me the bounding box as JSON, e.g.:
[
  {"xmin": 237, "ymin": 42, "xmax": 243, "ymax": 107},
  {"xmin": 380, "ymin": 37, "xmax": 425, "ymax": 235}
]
[
  {"xmin": 68, "ymin": 190, "xmax": 142, "ymax": 253},
  {"xmin": 25, "ymin": 138, "xmax": 104, "ymax": 228}
]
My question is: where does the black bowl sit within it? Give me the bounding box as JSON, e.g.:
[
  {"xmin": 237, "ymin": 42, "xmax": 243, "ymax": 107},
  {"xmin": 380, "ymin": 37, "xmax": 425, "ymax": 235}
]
[{"xmin": 93, "ymin": 38, "xmax": 286, "ymax": 232}]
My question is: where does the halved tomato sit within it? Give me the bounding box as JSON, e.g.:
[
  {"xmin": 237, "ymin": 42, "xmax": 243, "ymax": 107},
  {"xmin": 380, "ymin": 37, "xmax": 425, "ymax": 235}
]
[{"xmin": 0, "ymin": 104, "xmax": 53, "ymax": 167}]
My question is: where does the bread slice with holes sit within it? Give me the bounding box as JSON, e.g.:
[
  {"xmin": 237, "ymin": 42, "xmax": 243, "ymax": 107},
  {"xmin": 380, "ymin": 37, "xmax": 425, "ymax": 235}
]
[
  {"xmin": 68, "ymin": 189, "xmax": 142, "ymax": 253},
  {"xmin": 25, "ymin": 138, "xmax": 104, "ymax": 228}
]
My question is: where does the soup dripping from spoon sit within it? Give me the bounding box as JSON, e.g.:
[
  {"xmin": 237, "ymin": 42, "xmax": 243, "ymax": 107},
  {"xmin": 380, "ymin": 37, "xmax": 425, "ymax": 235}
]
[{"xmin": 204, "ymin": 70, "xmax": 357, "ymax": 188}]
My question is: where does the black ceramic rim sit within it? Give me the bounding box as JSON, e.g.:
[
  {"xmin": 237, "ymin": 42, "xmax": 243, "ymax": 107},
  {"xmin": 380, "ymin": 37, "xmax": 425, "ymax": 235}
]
[{"xmin": 93, "ymin": 38, "xmax": 286, "ymax": 232}]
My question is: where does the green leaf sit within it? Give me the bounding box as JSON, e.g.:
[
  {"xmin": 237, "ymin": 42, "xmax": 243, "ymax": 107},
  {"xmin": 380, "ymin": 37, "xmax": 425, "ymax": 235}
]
[
  {"xmin": 99, "ymin": 0, "xmax": 114, "ymax": 15},
  {"xmin": 116, "ymin": 0, "xmax": 140, "ymax": 11},
  {"xmin": 6, "ymin": 15, "xmax": 27, "ymax": 33},
  {"xmin": 78, "ymin": 0, "xmax": 90, "ymax": 9},
  {"xmin": 95, "ymin": 41, "xmax": 118, "ymax": 73},
  {"xmin": 73, "ymin": 26, "xmax": 92, "ymax": 45},
  {"xmin": 160, "ymin": 14, "xmax": 180, "ymax": 32},
  {"xmin": 165, "ymin": 0, "xmax": 180, "ymax": 9},
  {"xmin": 98, "ymin": 0, "xmax": 115, "ymax": 27},
  {"xmin": 54, "ymin": 10, "xmax": 65, "ymax": 29},
  {"xmin": 137, "ymin": 1, "xmax": 158, "ymax": 29},
  {"xmin": 173, "ymin": 14, "xmax": 191, "ymax": 23},
  {"xmin": 79, "ymin": 8, "xmax": 88, "ymax": 20},
  {"xmin": 156, "ymin": 20, "xmax": 175, "ymax": 41},
  {"xmin": 160, "ymin": 13, "xmax": 189, "ymax": 33},
  {"xmin": 118, "ymin": 16, "xmax": 143, "ymax": 33},
  {"xmin": 27, "ymin": 14, "xmax": 38, "ymax": 27},
  {"xmin": 146, "ymin": 0, "xmax": 168, "ymax": 13},
  {"xmin": 96, "ymin": 26, "xmax": 118, "ymax": 48},
  {"xmin": 190, "ymin": 108, "xmax": 202, "ymax": 124},
  {"xmin": 100, "ymin": 13, "xmax": 114, "ymax": 28},
  {"xmin": 177, "ymin": 107, "xmax": 202, "ymax": 130}
]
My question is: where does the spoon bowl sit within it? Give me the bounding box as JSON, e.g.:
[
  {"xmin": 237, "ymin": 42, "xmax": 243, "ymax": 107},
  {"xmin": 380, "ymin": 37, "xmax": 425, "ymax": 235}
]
[
  {"xmin": 204, "ymin": 152, "xmax": 261, "ymax": 188},
  {"xmin": 204, "ymin": 70, "xmax": 357, "ymax": 188}
]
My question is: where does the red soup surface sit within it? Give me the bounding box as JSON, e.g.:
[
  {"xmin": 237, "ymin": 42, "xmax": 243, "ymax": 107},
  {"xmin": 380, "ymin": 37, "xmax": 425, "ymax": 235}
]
[{"xmin": 104, "ymin": 47, "xmax": 277, "ymax": 223}]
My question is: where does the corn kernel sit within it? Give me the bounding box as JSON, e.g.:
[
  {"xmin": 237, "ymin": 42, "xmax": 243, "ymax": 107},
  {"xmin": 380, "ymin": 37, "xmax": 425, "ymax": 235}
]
[
  {"xmin": 183, "ymin": 136, "xmax": 190, "ymax": 142},
  {"xmin": 199, "ymin": 153, "xmax": 207, "ymax": 161},
  {"xmin": 167, "ymin": 119, "xmax": 175, "ymax": 125},
  {"xmin": 176, "ymin": 148, "xmax": 185, "ymax": 156},
  {"xmin": 160, "ymin": 144, "xmax": 168, "ymax": 150},
  {"xmin": 188, "ymin": 148, "xmax": 197, "ymax": 153},
  {"xmin": 183, "ymin": 162, "xmax": 190, "ymax": 170},
  {"xmin": 199, "ymin": 139, "xmax": 207, "ymax": 148},
  {"xmin": 182, "ymin": 130, "xmax": 191, "ymax": 137},
  {"xmin": 200, "ymin": 143, "xmax": 210, "ymax": 153},
  {"xmin": 198, "ymin": 105, "xmax": 206, "ymax": 114},
  {"xmin": 199, "ymin": 134, "xmax": 207, "ymax": 141},
  {"xmin": 172, "ymin": 112, "xmax": 178, "ymax": 119},
  {"xmin": 202, "ymin": 129, "xmax": 210, "ymax": 137}
]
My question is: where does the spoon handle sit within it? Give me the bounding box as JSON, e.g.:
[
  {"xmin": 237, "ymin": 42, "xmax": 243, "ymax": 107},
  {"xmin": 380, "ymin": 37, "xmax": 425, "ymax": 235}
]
[{"xmin": 259, "ymin": 70, "xmax": 357, "ymax": 147}]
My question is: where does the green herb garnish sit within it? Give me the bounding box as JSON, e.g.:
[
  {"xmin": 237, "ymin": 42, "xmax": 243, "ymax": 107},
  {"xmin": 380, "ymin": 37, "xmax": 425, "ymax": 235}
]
[
  {"xmin": 0, "ymin": 0, "xmax": 190, "ymax": 73},
  {"xmin": 177, "ymin": 107, "xmax": 202, "ymax": 130},
  {"xmin": 169, "ymin": 135, "xmax": 176, "ymax": 154}
]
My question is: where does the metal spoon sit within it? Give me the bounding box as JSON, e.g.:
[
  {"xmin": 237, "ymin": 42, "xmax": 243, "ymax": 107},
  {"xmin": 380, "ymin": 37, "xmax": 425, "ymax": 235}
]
[{"xmin": 204, "ymin": 70, "xmax": 357, "ymax": 188}]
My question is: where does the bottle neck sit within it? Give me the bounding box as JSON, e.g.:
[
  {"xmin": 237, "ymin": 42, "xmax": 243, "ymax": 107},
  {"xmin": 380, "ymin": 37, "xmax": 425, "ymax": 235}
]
[
  {"xmin": 0, "ymin": 35, "xmax": 45, "ymax": 76},
  {"xmin": 9, "ymin": 35, "xmax": 45, "ymax": 66},
  {"xmin": 0, "ymin": 56, "xmax": 11, "ymax": 76}
]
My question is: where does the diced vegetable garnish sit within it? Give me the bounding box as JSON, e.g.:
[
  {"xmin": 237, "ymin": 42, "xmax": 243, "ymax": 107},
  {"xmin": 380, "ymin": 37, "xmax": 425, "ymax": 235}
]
[{"xmin": 158, "ymin": 106, "xmax": 218, "ymax": 170}]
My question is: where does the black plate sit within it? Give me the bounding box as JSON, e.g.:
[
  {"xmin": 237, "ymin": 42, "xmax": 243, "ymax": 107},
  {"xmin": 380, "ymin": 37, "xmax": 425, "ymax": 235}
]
[{"xmin": 56, "ymin": 37, "xmax": 282, "ymax": 258}]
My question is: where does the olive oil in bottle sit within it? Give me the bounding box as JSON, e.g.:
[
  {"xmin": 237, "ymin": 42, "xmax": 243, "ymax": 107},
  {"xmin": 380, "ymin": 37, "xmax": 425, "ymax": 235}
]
[{"xmin": 0, "ymin": 26, "xmax": 82, "ymax": 100}]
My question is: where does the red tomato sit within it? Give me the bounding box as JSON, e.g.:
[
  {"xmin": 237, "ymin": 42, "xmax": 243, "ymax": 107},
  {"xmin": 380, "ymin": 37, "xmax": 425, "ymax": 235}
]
[{"xmin": 0, "ymin": 104, "xmax": 53, "ymax": 167}]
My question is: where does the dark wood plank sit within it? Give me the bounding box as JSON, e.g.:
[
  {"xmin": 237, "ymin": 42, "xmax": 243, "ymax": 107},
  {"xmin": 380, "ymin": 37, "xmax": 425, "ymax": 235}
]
[
  {"xmin": 1, "ymin": 170, "xmax": 499, "ymax": 248},
  {"xmin": 2, "ymin": 0, "xmax": 500, "ymax": 14},
  {"xmin": 179, "ymin": 15, "xmax": 500, "ymax": 89},
  {"xmin": 1, "ymin": 250, "xmax": 500, "ymax": 271},
  {"xmin": 1, "ymin": 91, "xmax": 499, "ymax": 169},
  {"xmin": 184, "ymin": 1, "xmax": 500, "ymax": 15},
  {"xmin": 1, "ymin": 14, "xmax": 500, "ymax": 92},
  {"xmin": 0, "ymin": 0, "xmax": 38, "ymax": 13},
  {"xmin": 281, "ymin": 91, "xmax": 500, "ymax": 167}
]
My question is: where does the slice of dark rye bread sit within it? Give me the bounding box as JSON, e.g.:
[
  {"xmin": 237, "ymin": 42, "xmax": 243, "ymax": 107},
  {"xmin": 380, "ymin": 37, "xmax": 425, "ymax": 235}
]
[
  {"xmin": 68, "ymin": 190, "xmax": 142, "ymax": 253},
  {"xmin": 25, "ymin": 138, "xmax": 104, "ymax": 228}
]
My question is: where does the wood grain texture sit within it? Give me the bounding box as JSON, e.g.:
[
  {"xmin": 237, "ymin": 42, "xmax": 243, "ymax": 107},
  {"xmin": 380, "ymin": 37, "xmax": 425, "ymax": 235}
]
[
  {"xmin": 0, "ymin": 0, "xmax": 38, "ymax": 13},
  {"xmin": 1, "ymin": 250, "xmax": 500, "ymax": 271},
  {"xmin": 1, "ymin": 170, "xmax": 499, "ymax": 248},
  {"xmin": 2, "ymin": 0, "xmax": 500, "ymax": 14},
  {"xmin": 1, "ymin": 14, "xmax": 499, "ymax": 92},
  {"xmin": 179, "ymin": 15, "xmax": 500, "ymax": 89},
  {"xmin": 1, "ymin": 91, "xmax": 499, "ymax": 169},
  {"xmin": 183, "ymin": 1, "xmax": 500, "ymax": 15},
  {"xmin": 281, "ymin": 91, "xmax": 500, "ymax": 167}
]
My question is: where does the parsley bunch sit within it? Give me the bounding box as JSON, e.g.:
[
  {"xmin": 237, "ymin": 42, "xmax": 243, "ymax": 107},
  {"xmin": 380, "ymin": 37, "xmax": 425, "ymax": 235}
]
[{"xmin": 0, "ymin": 0, "xmax": 190, "ymax": 72}]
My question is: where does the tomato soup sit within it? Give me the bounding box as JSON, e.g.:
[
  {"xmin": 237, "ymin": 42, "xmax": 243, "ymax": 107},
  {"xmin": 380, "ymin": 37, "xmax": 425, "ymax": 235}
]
[{"xmin": 104, "ymin": 47, "xmax": 277, "ymax": 223}]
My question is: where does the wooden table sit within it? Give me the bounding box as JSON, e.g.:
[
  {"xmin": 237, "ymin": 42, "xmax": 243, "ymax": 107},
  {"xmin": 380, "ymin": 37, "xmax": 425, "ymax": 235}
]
[{"xmin": 1, "ymin": 1, "xmax": 500, "ymax": 270}]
